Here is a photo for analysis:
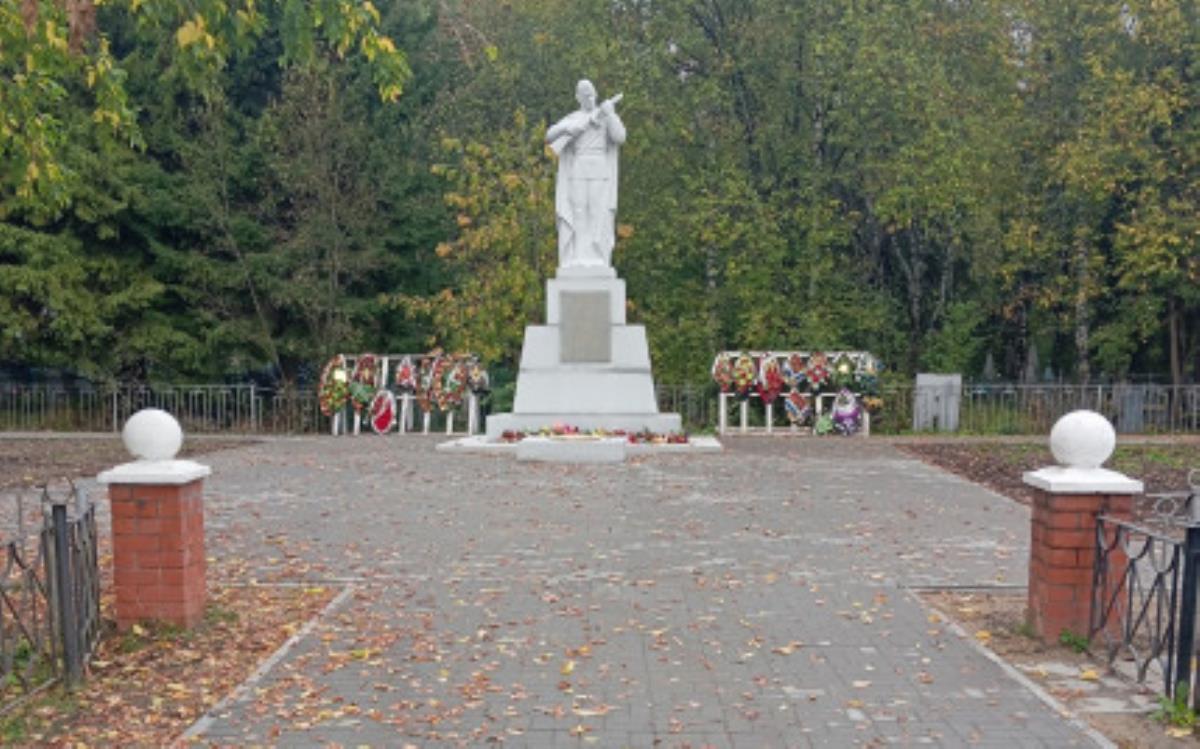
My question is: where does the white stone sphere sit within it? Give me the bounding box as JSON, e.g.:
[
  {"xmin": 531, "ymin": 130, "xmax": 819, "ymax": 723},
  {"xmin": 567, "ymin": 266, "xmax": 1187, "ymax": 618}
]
[
  {"xmin": 1049, "ymin": 410, "xmax": 1115, "ymax": 469},
  {"xmin": 122, "ymin": 409, "xmax": 183, "ymax": 461}
]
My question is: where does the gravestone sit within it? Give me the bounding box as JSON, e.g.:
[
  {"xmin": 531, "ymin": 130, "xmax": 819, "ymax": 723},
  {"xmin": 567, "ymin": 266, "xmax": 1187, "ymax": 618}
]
[{"xmin": 913, "ymin": 373, "xmax": 962, "ymax": 432}]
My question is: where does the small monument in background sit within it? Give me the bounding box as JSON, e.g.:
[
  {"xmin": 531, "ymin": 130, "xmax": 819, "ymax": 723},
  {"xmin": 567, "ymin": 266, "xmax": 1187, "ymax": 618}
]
[{"xmin": 485, "ymin": 81, "xmax": 681, "ymax": 440}]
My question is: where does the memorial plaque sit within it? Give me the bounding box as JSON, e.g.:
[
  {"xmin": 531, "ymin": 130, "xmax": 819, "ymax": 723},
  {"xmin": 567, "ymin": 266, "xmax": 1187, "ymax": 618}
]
[{"xmin": 560, "ymin": 291, "xmax": 611, "ymax": 363}]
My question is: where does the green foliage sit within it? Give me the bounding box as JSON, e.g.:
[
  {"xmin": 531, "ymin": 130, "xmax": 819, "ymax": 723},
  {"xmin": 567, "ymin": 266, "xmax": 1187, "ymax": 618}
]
[
  {"xmin": 3, "ymin": 0, "xmax": 1197, "ymax": 385},
  {"xmin": 1057, "ymin": 629, "xmax": 1089, "ymax": 654},
  {"xmin": 921, "ymin": 302, "xmax": 988, "ymax": 374},
  {"xmin": 1153, "ymin": 684, "xmax": 1197, "ymax": 731},
  {"xmin": 1, "ymin": 0, "xmax": 410, "ymax": 220},
  {"xmin": 395, "ymin": 109, "xmax": 556, "ymax": 369}
]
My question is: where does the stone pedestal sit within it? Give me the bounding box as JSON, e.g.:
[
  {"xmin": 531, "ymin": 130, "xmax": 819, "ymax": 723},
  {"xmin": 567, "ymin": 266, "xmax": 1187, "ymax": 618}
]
[
  {"xmin": 1024, "ymin": 486, "xmax": 1134, "ymax": 641},
  {"xmin": 1021, "ymin": 410, "xmax": 1142, "ymax": 642},
  {"xmin": 487, "ymin": 269, "xmax": 681, "ymax": 439},
  {"xmin": 98, "ymin": 409, "xmax": 211, "ymax": 630}
]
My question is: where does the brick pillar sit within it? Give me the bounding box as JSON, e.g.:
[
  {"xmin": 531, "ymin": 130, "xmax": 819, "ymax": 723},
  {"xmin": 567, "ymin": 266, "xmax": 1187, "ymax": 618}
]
[
  {"xmin": 108, "ymin": 479, "xmax": 207, "ymax": 630},
  {"xmin": 1023, "ymin": 409, "xmax": 1143, "ymax": 643},
  {"xmin": 1026, "ymin": 490, "xmax": 1133, "ymax": 641},
  {"xmin": 98, "ymin": 408, "xmax": 211, "ymax": 632}
]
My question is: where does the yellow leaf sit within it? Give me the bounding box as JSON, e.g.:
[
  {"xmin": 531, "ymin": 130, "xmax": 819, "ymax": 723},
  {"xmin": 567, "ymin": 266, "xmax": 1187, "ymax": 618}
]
[
  {"xmin": 1079, "ymin": 669, "xmax": 1100, "ymax": 681},
  {"xmin": 176, "ymin": 16, "xmax": 206, "ymax": 48},
  {"xmin": 974, "ymin": 630, "xmax": 991, "ymax": 642},
  {"xmin": 560, "ymin": 660, "xmax": 576, "ymax": 675},
  {"xmin": 131, "ymin": 623, "xmax": 147, "ymax": 637}
]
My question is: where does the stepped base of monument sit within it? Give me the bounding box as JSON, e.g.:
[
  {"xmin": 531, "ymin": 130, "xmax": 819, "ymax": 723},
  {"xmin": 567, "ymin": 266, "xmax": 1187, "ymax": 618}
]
[
  {"xmin": 437, "ymin": 434, "xmax": 723, "ymax": 461},
  {"xmin": 484, "ymin": 412, "xmax": 682, "ymax": 441}
]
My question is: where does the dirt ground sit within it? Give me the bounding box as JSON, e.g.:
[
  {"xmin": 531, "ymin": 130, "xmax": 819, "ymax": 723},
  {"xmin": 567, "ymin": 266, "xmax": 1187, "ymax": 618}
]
[
  {"xmin": 898, "ymin": 440, "xmax": 1200, "ymax": 506},
  {"xmin": 0, "ymin": 435, "xmax": 257, "ymax": 491}
]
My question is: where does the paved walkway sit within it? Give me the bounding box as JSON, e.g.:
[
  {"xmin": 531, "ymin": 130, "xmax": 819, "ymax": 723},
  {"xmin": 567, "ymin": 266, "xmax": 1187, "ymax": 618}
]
[{"xmin": 183, "ymin": 437, "xmax": 1101, "ymax": 747}]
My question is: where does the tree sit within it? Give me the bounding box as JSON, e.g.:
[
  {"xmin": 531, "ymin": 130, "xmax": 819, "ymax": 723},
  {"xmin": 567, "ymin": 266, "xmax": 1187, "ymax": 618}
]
[
  {"xmin": 394, "ymin": 109, "xmax": 556, "ymax": 369},
  {"xmin": 2, "ymin": 0, "xmax": 410, "ymax": 219}
]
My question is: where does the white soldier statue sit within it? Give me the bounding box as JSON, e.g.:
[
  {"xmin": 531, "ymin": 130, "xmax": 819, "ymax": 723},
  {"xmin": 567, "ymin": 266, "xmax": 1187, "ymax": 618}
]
[{"xmin": 545, "ymin": 80, "xmax": 626, "ymax": 270}]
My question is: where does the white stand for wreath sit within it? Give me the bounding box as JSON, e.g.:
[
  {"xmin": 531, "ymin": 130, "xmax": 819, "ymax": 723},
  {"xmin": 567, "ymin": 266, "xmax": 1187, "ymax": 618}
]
[
  {"xmin": 716, "ymin": 391, "xmax": 872, "ymax": 436},
  {"xmin": 398, "ymin": 395, "xmax": 412, "ymax": 434}
]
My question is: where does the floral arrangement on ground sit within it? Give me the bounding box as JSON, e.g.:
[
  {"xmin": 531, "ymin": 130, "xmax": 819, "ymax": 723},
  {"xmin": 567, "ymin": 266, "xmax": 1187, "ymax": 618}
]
[{"xmin": 499, "ymin": 425, "xmax": 689, "ymax": 444}]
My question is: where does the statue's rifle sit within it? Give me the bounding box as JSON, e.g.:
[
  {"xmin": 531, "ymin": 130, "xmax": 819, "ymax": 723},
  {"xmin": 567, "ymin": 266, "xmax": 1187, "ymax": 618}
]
[{"xmin": 549, "ymin": 93, "xmax": 623, "ymax": 156}]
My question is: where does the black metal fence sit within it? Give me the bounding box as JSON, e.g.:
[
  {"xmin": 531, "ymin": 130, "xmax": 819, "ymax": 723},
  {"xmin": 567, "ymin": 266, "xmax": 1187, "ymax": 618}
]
[
  {"xmin": 1090, "ymin": 481, "xmax": 1200, "ymax": 708},
  {"xmin": 1, "ymin": 485, "xmax": 101, "ymax": 710},
  {"xmin": 3, "ymin": 380, "xmax": 1200, "ymax": 435}
]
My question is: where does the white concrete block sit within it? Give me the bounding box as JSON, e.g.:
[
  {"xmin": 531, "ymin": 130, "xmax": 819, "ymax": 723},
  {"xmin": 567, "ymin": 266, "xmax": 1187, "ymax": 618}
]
[
  {"xmin": 513, "ymin": 371, "xmax": 658, "ymax": 413},
  {"xmin": 516, "ymin": 437, "xmax": 627, "ymax": 463},
  {"xmin": 518, "ymin": 326, "xmax": 652, "ymax": 369}
]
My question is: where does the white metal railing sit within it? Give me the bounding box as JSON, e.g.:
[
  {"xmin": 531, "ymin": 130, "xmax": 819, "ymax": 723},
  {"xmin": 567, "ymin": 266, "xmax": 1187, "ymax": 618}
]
[{"xmin": 717, "ymin": 391, "xmax": 871, "ymax": 436}]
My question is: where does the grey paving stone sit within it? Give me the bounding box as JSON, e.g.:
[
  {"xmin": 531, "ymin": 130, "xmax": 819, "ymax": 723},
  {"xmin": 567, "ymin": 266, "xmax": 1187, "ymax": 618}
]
[{"xmin": 155, "ymin": 437, "xmax": 1105, "ymax": 747}]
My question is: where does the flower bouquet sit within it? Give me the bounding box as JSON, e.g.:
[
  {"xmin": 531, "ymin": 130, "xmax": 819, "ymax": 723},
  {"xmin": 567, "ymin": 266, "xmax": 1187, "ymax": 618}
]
[
  {"xmin": 783, "ymin": 390, "xmax": 811, "ymax": 426},
  {"xmin": 467, "ymin": 359, "xmax": 490, "ymax": 393},
  {"xmin": 415, "ymin": 356, "xmax": 437, "ymax": 413},
  {"xmin": 854, "ymin": 355, "xmax": 881, "ymax": 395},
  {"xmin": 318, "ymin": 355, "xmax": 350, "ymax": 417},
  {"xmin": 437, "ymin": 357, "xmax": 469, "ymax": 411},
  {"xmin": 832, "ymin": 354, "xmax": 856, "ymax": 389},
  {"xmin": 369, "ymin": 389, "xmax": 396, "ymax": 434},
  {"xmin": 349, "ymin": 354, "xmax": 378, "ymax": 413},
  {"xmin": 732, "ymin": 353, "xmax": 758, "ymax": 400},
  {"xmin": 831, "ymin": 388, "xmax": 863, "ymax": 436},
  {"xmin": 758, "ymin": 354, "xmax": 785, "ymax": 405},
  {"xmin": 711, "ymin": 353, "xmax": 735, "ymax": 392},
  {"xmin": 394, "ymin": 356, "xmax": 417, "ymax": 393},
  {"xmin": 806, "ymin": 352, "xmax": 830, "ymax": 391},
  {"xmin": 783, "ymin": 353, "xmax": 807, "ymax": 390}
]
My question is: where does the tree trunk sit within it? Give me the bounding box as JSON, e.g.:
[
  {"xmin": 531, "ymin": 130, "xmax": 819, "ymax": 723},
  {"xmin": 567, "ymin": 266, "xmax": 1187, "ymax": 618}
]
[
  {"xmin": 1073, "ymin": 237, "xmax": 1091, "ymax": 384},
  {"xmin": 1169, "ymin": 297, "xmax": 1182, "ymax": 387}
]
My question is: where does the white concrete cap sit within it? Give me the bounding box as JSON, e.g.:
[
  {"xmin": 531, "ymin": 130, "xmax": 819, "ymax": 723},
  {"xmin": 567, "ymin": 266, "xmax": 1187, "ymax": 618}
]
[
  {"xmin": 1049, "ymin": 410, "xmax": 1115, "ymax": 468},
  {"xmin": 123, "ymin": 408, "xmax": 183, "ymax": 460},
  {"xmin": 1023, "ymin": 466, "xmax": 1143, "ymax": 494},
  {"xmin": 98, "ymin": 460, "xmax": 211, "ymax": 486},
  {"xmin": 98, "ymin": 408, "xmax": 211, "ymax": 485},
  {"xmin": 1023, "ymin": 409, "xmax": 1142, "ymax": 494}
]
